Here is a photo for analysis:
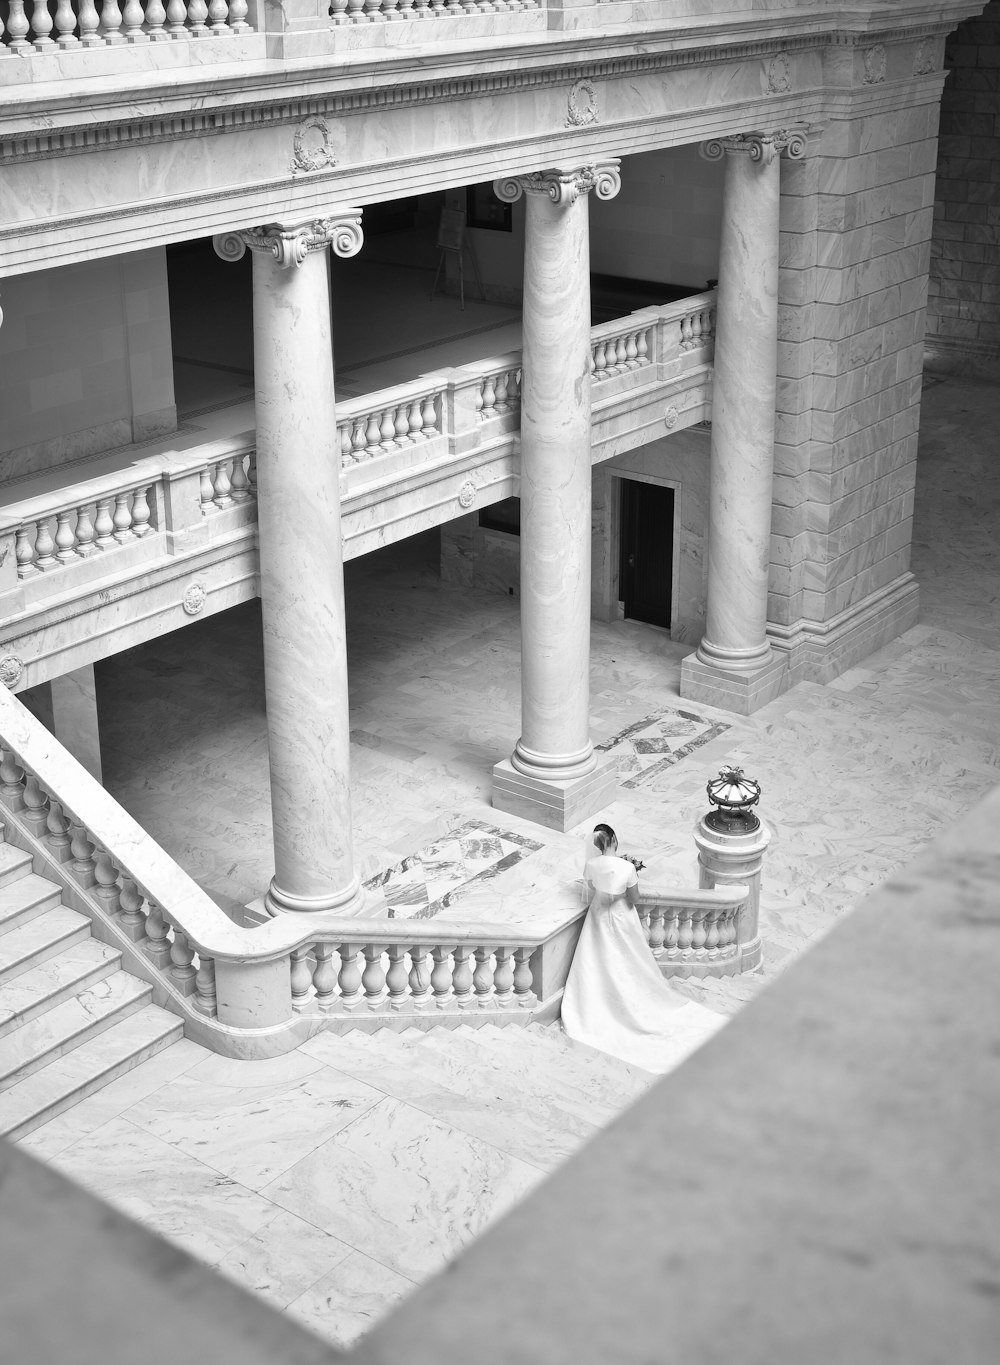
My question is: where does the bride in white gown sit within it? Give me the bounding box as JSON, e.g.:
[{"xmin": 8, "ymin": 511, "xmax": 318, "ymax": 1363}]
[{"xmin": 561, "ymin": 823, "xmax": 726, "ymax": 1073}]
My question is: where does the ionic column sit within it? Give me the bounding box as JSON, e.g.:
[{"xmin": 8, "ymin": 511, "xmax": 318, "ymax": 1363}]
[
  {"xmin": 490, "ymin": 164, "xmax": 621, "ymax": 832},
  {"xmin": 213, "ymin": 216, "xmax": 370, "ymax": 918},
  {"xmin": 680, "ymin": 128, "xmax": 807, "ymax": 715}
]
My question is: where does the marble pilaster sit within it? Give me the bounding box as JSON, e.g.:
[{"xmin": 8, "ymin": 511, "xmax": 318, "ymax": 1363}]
[
  {"xmin": 490, "ymin": 165, "xmax": 621, "ymax": 832},
  {"xmin": 213, "ymin": 216, "xmax": 369, "ymax": 917},
  {"xmin": 680, "ymin": 131, "xmax": 805, "ymax": 715}
]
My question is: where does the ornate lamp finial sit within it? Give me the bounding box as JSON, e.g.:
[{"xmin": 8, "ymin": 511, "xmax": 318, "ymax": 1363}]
[{"xmin": 705, "ymin": 765, "xmax": 761, "ymax": 832}]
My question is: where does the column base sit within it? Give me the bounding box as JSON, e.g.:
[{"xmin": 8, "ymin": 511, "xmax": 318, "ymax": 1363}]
[
  {"xmin": 243, "ymin": 885, "xmax": 388, "ymax": 927},
  {"xmin": 492, "ymin": 756, "xmax": 618, "ymax": 833},
  {"xmin": 679, "ymin": 650, "xmax": 789, "ymax": 716}
]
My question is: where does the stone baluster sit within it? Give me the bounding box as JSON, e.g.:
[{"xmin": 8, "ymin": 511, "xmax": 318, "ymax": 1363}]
[
  {"xmin": 94, "ymin": 499, "xmax": 115, "ymax": 549},
  {"xmin": 229, "ymin": 0, "xmax": 248, "ymax": 29},
  {"xmin": 164, "ymin": 0, "xmax": 188, "ymax": 35},
  {"xmin": 473, "ymin": 946, "xmax": 494, "ymax": 1007},
  {"xmin": 614, "ymin": 335, "xmax": 628, "ymax": 372},
  {"xmin": 99, "ymin": 0, "xmax": 125, "ymax": 42},
  {"xmin": 648, "ymin": 906, "xmax": 666, "ymax": 960},
  {"xmin": 212, "ymin": 461, "xmax": 232, "ymax": 509},
  {"xmin": 407, "ymin": 400, "xmax": 423, "ymax": 442},
  {"xmin": 93, "ymin": 852, "xmax": 122, "ymax": 919},
  {"xmin": 452, "ymin": 946, "xmax": 474, "ymax": 1008},
  {"xmin": 408, "ymin": 944, "xmax": 432, "ymax": 1007},
  {"xmin": 680, "ymin": 314, "xmax": 694, "ymax": 350},
  {"xmin": 624, "ymin": 331, "xmax": 639, "ymax": 368},
  {"xmin": 396, "ymin": 0, "xmax": 414, "ymax": 16},
  {"xmin": 54, "ymin": 510, "xmax": 79, "ymax": 558},
  {"xmin": 378, "ymin": 407, "xmax": 396, "ymax": 452},
  {"xmin": 364, "ymin": 412, "xmax": 381, "ymax": 453},
  {"xmin": 44, "ymin": 800, "xmax": 73, "ymax": 863},
  {"xmin": 636, "ymin": 329, "xmax": 649, "ymax": 366},
  {"xmin": 0, "ymin": 752, "xmax": 26, "ymax": 811},
  {"xmin": 513, "ymin": 946, "xmax": 535, "ymax": 1006},
  {"xmin": 29, "ymin": 0, "xmax": 54, "ymax": 47},
  {"xmin": 207, "ymin": 0, "xmax": 229, "ymax": 32},
  {"xmin": 169, "ymin": 929, "xmax": 198, "ymax": 995},
  {"xmin": 75, "ymin": 505, "xmax": 97, "ymax": 557},
  {"xmin": 339, "ymin": 426, "xmax": 354, "ymax": 467},
  {"xmin": 592, "ymin": 340, "xmax": 608, "ymax": 380},
  {"xmin": 704, "ymin": 908, "xmax": 720, "ymax": 954},
  {"xmin": 493, "ymin": 370, "xmax": 509, "ymax": 413},
  {"xmin": 664, "ymin": 911, "xmax": 679, "ymax": 954},
  {"xmin": 690, "ymin": 905, "xmax": 708, "ymax": 953},
  {"xmin": 362, "ymin": 945, "xmax": 387, "ymax": 1009},
  {"xmin": 5, "ymin": 1, "xmax": 31, "ymax": 51},
  {"xmin": 131, "ymin": 486, "xmax": 152, "ymax": 536},
  {"xmin": 290, "ymin": 945, "xmax": 314, "ymax": 1010},
  {"xmin": 329, "ymin": 0, "xmax": 349, "ymax": 22},
  {"xmin": 481, "ymin": 375, "xmax": 497, "ymax": 418},
  {"xmin": 214, "ymin": 215, "xmax": 368, "ymax": 919},
  {"xmin": 122, "ymin": 0, "xmax": 146, "ymax": 39},
  {"xmin": 187, "ymin": 0, "xmax": 209, "ymax": 35},
  {"xmin": 492, "ymin": 164, "xmax": 621, "ymax": 830},
  {"xmin": 194, "ymin": 957, "xmax": 217, "ymax": 1016},
  {"xmin": 33, "ymin": 519, "xmax": 57, "ymax": 572},
  {"xmin": 337, "ymin": 944, "xmax": 364, "ymax": 1009},
  {"xmin": 345, "ymin": 0, "xmax": 365, "ymax": 20},
  {"xmin": 363, "ymin": 0, "xmax": 383, "ymax": 19},
  {"xmin": 420, "ymin": 393, "xmax": 437, "ymax": 436},
  {"xmin": 53, "ymin": 0, "xmax": 79, "ymax": 45},
  {"xmin": 118, "ymin": 878, "xmax": 147, "ymax": 942},
  {"xmin": 145, "ymin": 0, "xmax": 169, "ymax": 39},
  {"xmin": 143, "ymin": 903, "xmax": 172, "ymax": 968},
  {"xmin": 77, "ymin": 0, "xmax": 101, "ymax": 42},
  {"xmin": 15, "ymin": 527, "xmax": 39, "ymax": 579},
  {"xmin": 676, "ymin": 909, "xmax": 694, "ymax": 953},
  {"xmin": 393, "ymin": 405, "xmax": 410, "ymax": 446},
  {"xmin": 21, "ymin": 775, "xmax": 50, "ymax": 838},
  {"xmin": 681, "ymin": 130, "xmax": 807, "ymax": 713},
  {"xmin": 385, "ymin": 945, "xmax": 409, "ymax": 1009},
  {"xmin": 411, "ymin": 0, "xmax": 429, "ymax": 15},
  {"xmin": 112, "ymin": 491, "xmax": 134, "ymax": 544},
  {"xmin": 69, "ymin": 823, "xmax": 98, "ymax": 887},
  {"xmin": 431, "ymin": 945, "xmax": 453, "ymax": 1008},
  {"xmin": 312, "ymin": 943, "xmax": 338, "ymax": 1008},
  {"xmin": 493, "ymin": 945, "xmax": 514, "ymax": 1007},
  {"xmin": 199, "ymin": 467, "xmax": 215, "ymax": 514}
]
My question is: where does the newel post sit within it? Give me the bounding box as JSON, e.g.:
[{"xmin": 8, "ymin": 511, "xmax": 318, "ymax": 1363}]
[{"xmin": 693, "ymin": 766, "xmax": 770, "ymax": 973}]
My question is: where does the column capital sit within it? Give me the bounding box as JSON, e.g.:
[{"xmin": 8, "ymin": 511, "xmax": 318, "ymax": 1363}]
[
  {"xmin": 493, "ymin": 161, "xmax": 621, "ymax": 208},
  {"xmin": 212, "ymin": 213, "xmax": 364, "ymax": 270},
  {"xmin": 700, "ymin": 128, "xmax": 808, "ymax": 166}
]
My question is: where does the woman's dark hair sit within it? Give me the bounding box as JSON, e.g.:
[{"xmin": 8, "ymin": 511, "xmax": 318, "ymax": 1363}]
[{"xmin": 593, "ymin": 823, "xmax": 617, "ymax": 854}]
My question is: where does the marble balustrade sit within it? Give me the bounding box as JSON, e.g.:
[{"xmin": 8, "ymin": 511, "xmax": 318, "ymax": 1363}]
[
  {"xmin": 634, "ymin": 884, "xmax": 747, "ymax": 979},
  {"xmin": 0, "ymin": 0, "xmax": 251, "ymax": 51},
  {"xmin": 329, "ymin": 0, "xmax": 541, "ymax": 21}
]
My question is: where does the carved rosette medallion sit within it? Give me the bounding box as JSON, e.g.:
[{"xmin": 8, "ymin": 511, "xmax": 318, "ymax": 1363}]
[
  {"xmin": 182, "ymin": 581, "xmax": 207, "ymax": 617},
  {"xmin": 494, "ymin": 161, "xmax": 621, "ymax": 208},
  {"xmin": 701, "ymin": 127, "xmax": 808, "ymax": 166},
  {"xmin": 566, "ymin": 80, "xmax": 599, "ymax": 128},
  {"xmin": 913, "ymin": 39, "xmax": 937, "ymax": 75},
  {"xmin": 291, "ymin": 117, "xmax": 337, "ymax": 175},
  {"xmin": 766, "ymin": 54, "xmax": 792, "ymax": 94},
  {"xmin": 0, "ymin": 655, "xmax": 23, "ymax": 689},
  {"xmin": 212, "ymin": 214, "xmax": 364, "ymax": 271},
  {"xmin": 863, "ymin": 44, "xmax": 887, "ymax": 85},
  {"xmin": 664, "ymin": 405, "xmax": 679, "ymax": 430},
  {"xmin": 457, "ymin": 480, "xmax": 477, "ymax": 509}
]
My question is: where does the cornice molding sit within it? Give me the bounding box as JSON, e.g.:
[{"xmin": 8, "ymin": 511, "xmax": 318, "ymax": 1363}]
[{"xmin": 0, "ymin": 23, "xmax": 952, "ymax": 167}]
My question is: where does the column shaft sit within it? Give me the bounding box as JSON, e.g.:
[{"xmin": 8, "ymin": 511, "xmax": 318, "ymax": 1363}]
[
  {"xmin": 700, "ymin": 147, "xmax": 781, "ymax": 671},
  {"xmin": 252, "ymin": 246, "xmax": 361, "ymax": 916},
  {"xmin": 515, "ymin": 188, "xmax": 595, "ymax": 780}
]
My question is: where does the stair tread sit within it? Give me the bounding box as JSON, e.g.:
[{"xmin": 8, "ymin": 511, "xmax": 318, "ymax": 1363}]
[
  {"xmin": 306, "ymin": 1027, "xmax": 600, "ymax": 1169},
  {"xmin": 0, "ymin": 871, "xmax": 63, "ymax": 932},
  {"xmin": 0, "ymin": 970, "xmax": 153, "ymax": 1088},
  {"xmin": 0, "ymin": 939, "xmax": 122, "ymax": 1037},
  {"xmin": 0, "ymin": 907, "xmax": 91, "ymax": 980},
  {"xmin": 0, "ymin": 843, "xmax": 33, "ymax": 886},
  {"xmin": 0, "ymin": 1005, "xmax": 183, "ymax": 1139}
]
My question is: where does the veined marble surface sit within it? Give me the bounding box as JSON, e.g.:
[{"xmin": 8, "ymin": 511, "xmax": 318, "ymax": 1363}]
[{"xmin": 19, "ymin": 374, "xmax": 1000, "ymax": 1350}]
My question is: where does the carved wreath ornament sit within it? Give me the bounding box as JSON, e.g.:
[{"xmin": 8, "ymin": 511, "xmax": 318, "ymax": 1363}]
[
  {"xmin": 566, "ymin": 80, "xmax": 599, "ymax": 128},
  {"xmin": 291, "ymin": 117, "xmax": 338, "ymax": 175},
  {"xmin": 863, "ymin": 44, "xmax": 887, "ymax": 85}
]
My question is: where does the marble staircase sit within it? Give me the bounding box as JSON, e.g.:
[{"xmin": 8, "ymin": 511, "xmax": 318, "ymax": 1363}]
[{"xmin": 0, "ymin": 828, "xmax": 183, "ymax": 1142}]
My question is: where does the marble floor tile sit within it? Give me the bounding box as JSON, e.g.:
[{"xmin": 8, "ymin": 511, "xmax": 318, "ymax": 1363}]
[
  {"xmin": 125, "ymin": 1061, "xmax": 386, "ymax": 1191},
  {"xmin": 285, "ymin": 1250, "xmax": 417, "ymax": 1351},
  {"xmin": 262, "ymin": 1096, "xmax": 544, "ymax": 1282},
  {"xmin": 215, "ymin": 1208, "xmax": 356, "ymax": 1310}
]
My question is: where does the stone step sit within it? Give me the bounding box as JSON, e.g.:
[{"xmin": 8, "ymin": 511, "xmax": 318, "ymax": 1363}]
[
  {"xmin": 0, "ymin": 841, "xmax": 33, "ymax": 890},
  {"xmin": 0, "ymin": 1005, "xmax": 183, "ymax": 1142},
  {"xmin": 306, "ymin": 1025, "xmax": 600, "ymax": 1171},
  {"xmin": 0, "ymin": 907, "xmax": 92, "ymax": 985},
  {"xmin": 0, "ymin": 871, "xmax": 64, "ymax": 938},
  {"xmin": 0, "ymin": 970, "xmax": 153, "ymax": 1093},
  {"xmin": 0, "ymin": 939, "xmax": 123, "ymax": 1041}
]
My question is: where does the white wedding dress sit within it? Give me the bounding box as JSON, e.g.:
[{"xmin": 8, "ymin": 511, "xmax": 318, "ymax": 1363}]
[{"xmin": 561, "ymin": 851, "xmax": 727, "ymax": 1073}]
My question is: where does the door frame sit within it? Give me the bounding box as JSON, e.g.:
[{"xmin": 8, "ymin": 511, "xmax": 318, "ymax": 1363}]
[{"xmin": 608, "ymin": 470, "xmax": 682, "ymax": 634}]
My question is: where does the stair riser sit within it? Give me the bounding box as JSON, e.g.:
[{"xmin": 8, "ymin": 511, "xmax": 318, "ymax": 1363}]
[
  {"xmin": 2, "ymin": 1025, "xmax": 183, "ymax": 1142},
  {"xmin": 0, "ymin": 988, "xmax": 153, "ymax": 1092},
  {"xmin": 0, "ymin": 923, "xmax": 92, "ymax": 985},
  {"xmin": 0, "ymin": 954, "xmax": 123, "ymax": 1043},
  {"xmin": 0, "ymin": 851, "xmax": 34, "ymax": 890},
  {"xmin": 0, "ymin": 888, "xmax": 65, "ymax": 939}
]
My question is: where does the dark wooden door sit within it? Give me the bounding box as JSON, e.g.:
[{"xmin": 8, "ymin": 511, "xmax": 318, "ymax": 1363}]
[{"xmin": 619, "ymin": 480, "xmax": 674, "ymax": 629}]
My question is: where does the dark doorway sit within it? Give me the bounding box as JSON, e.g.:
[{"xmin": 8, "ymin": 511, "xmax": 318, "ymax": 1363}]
[{"xmin": 619, "ymin": 479, "xmax": 674, "ymax": 629}]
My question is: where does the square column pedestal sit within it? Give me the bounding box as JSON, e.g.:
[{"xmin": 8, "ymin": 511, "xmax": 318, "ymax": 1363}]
[
  {"xmin": 680, "ymin": 651, "xmax": 790, "ymax": 717},
  {"xmin": 492, "ymin": 756, "xmax": 619, "ymax": 833}
]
